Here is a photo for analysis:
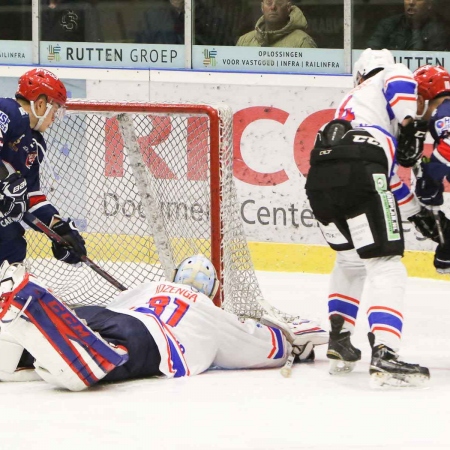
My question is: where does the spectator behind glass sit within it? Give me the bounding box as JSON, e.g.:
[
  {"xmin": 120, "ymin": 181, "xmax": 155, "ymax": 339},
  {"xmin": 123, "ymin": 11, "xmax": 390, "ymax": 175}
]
[
  {"xmin": 135, "ymin": 0, "xmax": 232, "ymax": 45},
  {"xmin": 236, "ymin": 0, "xmax": 316, "ymax": 48},
  {"xmin": 41, "ymin": 0, "xmax": 103, "ymax": 42},
  {"xmin": 0, "ymin": 0, "xmax": 32, "ymax": 40},
  {"xmin": 366, "ymin": 0, "xmax": 447, "ymax": 51}
]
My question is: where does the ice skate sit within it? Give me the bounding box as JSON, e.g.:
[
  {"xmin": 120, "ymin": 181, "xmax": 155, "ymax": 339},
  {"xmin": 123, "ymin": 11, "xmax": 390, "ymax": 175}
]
[
  {"xmin": 261, "ymin": 314, "xmax": 328, "ymax": 361},
  {"xmin": 368, "ymin": 333, "xmax": 430, "ymax": 388},
  {"xmin": 327, "ymin": 314, "xmax": 361, "ymax": 375}
]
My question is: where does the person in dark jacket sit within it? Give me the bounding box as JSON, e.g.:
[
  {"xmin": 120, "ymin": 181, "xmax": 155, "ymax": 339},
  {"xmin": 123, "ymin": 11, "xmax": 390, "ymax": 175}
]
[
  {"xmin": 367, "ymin": 0, "xmax": 447, "ymax": 51},
  {"xmin": 40, "ymin": 0, "xmax": 103, "ymax": 42},
  {"xmin": 135, "ymin": 0, "xmax": 232, "ymax": 46}
]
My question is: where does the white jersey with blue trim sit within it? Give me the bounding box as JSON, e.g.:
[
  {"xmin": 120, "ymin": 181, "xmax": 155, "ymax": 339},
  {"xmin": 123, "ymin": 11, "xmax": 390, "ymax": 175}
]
[
  {"xmin": 335, "ymin": 63, "xmax": 417, "ymax": 137},
  {"xmin": 334, "ymin": 63, "xmax": 421, "ymax": 218},
  {"xmin": 107, "ymin": 281, "xmax": 290, "ymax": 378},
  {"xmin": 335, "ymin": 64, "xmax": 417, "ymax": 169}
]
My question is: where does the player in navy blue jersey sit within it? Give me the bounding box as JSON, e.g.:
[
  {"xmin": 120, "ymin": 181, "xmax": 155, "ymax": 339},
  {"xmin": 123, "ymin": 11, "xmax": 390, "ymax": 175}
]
[
  {"xmin": 0, "ymin": 68, "xmax": 86, "ymax": 265},
  {"xmin": 413, "ymin": 65, "xmax": 450, "ymax": 274}
]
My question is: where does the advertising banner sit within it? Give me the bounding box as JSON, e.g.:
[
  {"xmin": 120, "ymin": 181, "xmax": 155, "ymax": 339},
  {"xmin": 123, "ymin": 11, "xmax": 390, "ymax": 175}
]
[
  {"xmin": 140, "ymin": 75, "xmax": 438, "ymax": 252},
  {"xmin": 40, "ymin": 42, "xmax": 185, "ymax": 69},
  {"xmin": 0, "ymin": 41, "xmax": 32, "ymax": 65},
  {"xmin": 193, "ymin": 47, "xmax": 344, "ymax": 74}
]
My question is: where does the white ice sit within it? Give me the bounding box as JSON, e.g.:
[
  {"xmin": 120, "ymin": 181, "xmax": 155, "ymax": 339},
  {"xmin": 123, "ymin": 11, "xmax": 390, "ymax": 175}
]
[{"xmin": 2, "ymin": 272, "xmax": 450, "ymax": 450}]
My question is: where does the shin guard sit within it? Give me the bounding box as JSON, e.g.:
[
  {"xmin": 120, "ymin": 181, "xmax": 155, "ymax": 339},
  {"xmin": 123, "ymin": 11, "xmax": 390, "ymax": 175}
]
[{"xmin": 0, "ymin": 270, "xmax": 128, "ymax": 391}]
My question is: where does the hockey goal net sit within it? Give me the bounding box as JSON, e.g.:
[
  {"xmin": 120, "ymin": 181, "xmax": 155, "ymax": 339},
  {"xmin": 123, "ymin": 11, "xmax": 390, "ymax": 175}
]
[{"xmin": 23, "ymin": 100, "xmax": 279, "ymax": 320}]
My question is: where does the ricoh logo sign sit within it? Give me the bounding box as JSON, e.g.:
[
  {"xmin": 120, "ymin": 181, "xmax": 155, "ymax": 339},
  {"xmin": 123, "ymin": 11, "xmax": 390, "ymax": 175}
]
[
  {"xmin": 103, "ymin": 115, "xmax": 209, "ymax": 180},
  {"xmin": 102, "ymin": 107, "xmax": 428, "ymax": 189},
  {"xmin": 97, "ymin": 107, "xmax": 436, "ymax": 246}
]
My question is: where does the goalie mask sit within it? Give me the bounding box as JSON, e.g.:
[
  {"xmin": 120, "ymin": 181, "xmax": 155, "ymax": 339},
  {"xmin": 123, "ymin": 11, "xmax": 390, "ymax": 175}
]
[
  {"xmin": 353, "ymin": 48, "xmax": 394, "ymax": 86},
  {"xmin": 173, "ymin": 255, "xmax": 219, "ymax": 299}
]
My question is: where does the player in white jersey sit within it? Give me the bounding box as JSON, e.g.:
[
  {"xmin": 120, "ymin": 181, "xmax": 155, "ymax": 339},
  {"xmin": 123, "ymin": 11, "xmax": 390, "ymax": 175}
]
[
  {"xmin": 0, "ymin": 255, "xmax": 328, "ymax": 391},
  {"xmin": 305, "ymin": 48, "xmax": 430, "ymax": 387}
]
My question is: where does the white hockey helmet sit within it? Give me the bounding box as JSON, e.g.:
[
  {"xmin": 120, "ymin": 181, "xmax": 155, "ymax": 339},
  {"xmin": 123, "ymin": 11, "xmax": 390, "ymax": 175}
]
[
  {"xmin": 172, "ymin": 254, "xmax": 219, "ymax": 299},
  {"xmin": 353, "ymin": 48, "xmax": 394, "ymax": 86}
]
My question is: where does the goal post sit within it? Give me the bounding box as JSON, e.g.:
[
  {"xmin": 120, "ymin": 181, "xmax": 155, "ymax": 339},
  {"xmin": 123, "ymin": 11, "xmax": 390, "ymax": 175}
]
[{"xmin": 24, "ymin": 100, "xmax": 286, "ymax": 320}]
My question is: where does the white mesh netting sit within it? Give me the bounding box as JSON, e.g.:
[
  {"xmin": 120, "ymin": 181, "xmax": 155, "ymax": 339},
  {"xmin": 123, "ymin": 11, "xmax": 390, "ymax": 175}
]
[{"xmin": 24, "ymin": 100, "xmax": 286, "ymax": 319}]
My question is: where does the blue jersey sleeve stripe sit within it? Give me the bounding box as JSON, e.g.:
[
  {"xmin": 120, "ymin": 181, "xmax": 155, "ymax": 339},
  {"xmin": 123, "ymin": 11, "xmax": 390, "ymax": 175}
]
[{"xmin": 384, "ymin": 79, "xmax": 416, "ymax": 104}]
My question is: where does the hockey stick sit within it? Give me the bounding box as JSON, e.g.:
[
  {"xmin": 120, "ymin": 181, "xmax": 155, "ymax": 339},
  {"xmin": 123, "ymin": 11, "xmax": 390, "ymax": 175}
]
[
  {"xmin": 0, "ymin": 162, "xmax": 127, "ymax": 292},
  {"xmin": 22, "ymin": 211, "xmax": 128, "ymax": 292},
  {"xmin": 280, "ymin": 352, "xmax": 296, "ymax": 378}
]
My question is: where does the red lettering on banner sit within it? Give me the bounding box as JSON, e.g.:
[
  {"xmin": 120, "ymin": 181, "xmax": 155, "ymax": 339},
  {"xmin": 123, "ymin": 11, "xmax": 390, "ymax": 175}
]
[
  {"xmin": 137, "ymin": 116, "xmax": 175, "ymax": 179},
  {"xmin": 105, "ymin": 116, "xmax": 176, "ymax": 179},
  {"xmin": 105, "ymin": 116, "xmax": 209, "ymax": 180},
  {"xmin": 105, "ymin": 117, "xmax": 123, "ymax": 177},
  {"xmin": 187, "ymin": 117, "xmax": 208, "ymax": 181},
  {"xmin": 293, "ymin": 109, "xmax": 335, "ymax": 176},
  {"xmin": 103, "ymin": 108, "xmax": 448, "ymax": 191},
  {"xmin": 233, "ymin": 106, "xmax": 289, "ymax": 186}
]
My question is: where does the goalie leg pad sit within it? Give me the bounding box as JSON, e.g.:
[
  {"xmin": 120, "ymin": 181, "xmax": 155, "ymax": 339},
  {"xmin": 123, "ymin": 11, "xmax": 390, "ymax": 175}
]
[
  {"xmin": 1, "ymin": 277, "xmax": 129, "ymax": 391},
  {"xmin": 0, "ymin": 331, "xmax": 25, "ymax": 374}
]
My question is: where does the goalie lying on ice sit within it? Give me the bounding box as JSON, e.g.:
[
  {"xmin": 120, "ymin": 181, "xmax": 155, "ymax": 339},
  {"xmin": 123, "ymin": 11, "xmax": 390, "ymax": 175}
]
[{"xmin": 0, "ymin": 256, "xmax": 328, "ymax": 391}]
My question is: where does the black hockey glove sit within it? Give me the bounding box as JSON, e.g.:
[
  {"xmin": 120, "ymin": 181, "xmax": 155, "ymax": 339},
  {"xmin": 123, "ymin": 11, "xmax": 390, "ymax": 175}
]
[
  {"xmin": 415, "ymin": 172, "xmax": 444, "ymax": 207},
  {"xmin": 408, "ymin": 206, "xmax": 450, "ymax": 244},
  {"xmin": 51, "ymin": 217, "xmax": 87, "ymax": 264},
  {"xmin": 414, "ymin": 157, "xmax": 448, "ymax": 206},
  {"xmin": 396, "ymin": 119, "xmax": 428, "ymax": 168},
  {"xmin": 0, "ymin": 172, "xmax": 28, "ymax": 226}
]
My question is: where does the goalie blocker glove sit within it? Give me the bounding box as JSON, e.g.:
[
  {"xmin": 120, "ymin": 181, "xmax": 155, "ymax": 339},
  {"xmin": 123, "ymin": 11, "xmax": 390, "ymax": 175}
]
[
  {"xmin": 51, "ymin": 215, "xmax": 87, "ymax": 264},
  {"xmin": 396, "ymin": 119, "xmax": 428, "ymax": 168},
  {"xmin": 0, "ymin": 172, "xmax": 28, "ymax": 227}
]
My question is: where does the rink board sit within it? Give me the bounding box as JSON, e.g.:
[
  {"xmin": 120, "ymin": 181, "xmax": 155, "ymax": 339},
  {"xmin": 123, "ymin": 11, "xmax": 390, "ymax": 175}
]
[{"xmin": 26, "ymin": 230, "xmax": 447, "ymax": 281}]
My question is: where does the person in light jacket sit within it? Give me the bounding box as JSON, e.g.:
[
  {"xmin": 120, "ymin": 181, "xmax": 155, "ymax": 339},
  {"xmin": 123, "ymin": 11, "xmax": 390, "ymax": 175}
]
[{"xmin": 236, "ymin": 0, "xmax": 316, "ymax": 48}]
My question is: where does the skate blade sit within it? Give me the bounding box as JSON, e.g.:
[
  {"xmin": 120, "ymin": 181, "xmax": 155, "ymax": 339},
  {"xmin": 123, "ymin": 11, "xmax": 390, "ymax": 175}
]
[
  {"xmin": 328, "ymin": 359, "xmax": 356, "ymax": 375},
  {"xmin": 370, "ymin": 371, "xmax": 430, "ymax": 388}
]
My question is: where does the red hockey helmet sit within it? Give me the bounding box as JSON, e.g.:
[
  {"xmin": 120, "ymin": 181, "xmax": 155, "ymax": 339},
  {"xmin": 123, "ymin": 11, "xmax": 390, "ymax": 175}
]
[
  {"xmin": 413, "ymin": 65, "xmax": 450, "ymax": 101},
  {"xmin": 16, "ymin": 69, "xmax": 67, "ymax": 106}
]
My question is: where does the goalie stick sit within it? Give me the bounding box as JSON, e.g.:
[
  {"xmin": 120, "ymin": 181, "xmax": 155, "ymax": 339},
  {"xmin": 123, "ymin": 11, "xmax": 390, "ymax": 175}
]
[
  {"xmin": 257, "ymin": 297, "xmax": 298, "ymax": 378},
  {"xmin": 0, "ymin": 162, "xmax": 127, "ymax": 292}
]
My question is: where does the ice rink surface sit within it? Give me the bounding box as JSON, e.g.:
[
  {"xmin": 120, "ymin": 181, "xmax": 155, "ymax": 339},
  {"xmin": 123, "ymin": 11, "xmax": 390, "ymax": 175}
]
[{"xmin": 2, "ymin": 271, "xmax": 450, "ymax": 450}]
